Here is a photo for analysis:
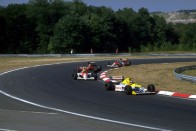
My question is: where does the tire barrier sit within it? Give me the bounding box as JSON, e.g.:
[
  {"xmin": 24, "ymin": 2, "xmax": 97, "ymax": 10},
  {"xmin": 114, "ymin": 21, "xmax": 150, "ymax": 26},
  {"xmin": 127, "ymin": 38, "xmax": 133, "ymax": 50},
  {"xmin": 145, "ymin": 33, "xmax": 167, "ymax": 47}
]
[{"xmin": 174, "ymin": 65, "xmax": 196, "ymax": 83}]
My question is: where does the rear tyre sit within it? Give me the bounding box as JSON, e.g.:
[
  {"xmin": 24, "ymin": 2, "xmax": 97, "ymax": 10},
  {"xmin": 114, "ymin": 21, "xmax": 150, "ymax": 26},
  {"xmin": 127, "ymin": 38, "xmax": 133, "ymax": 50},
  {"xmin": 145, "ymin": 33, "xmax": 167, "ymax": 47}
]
[
  {"xmin": 93, "ymin": 67, "xmax": 98, "ymax": 73},
  {"xmin": 147, "ymin": 84, "xmax": 155, "ymax": 92},
  {"xmin": 73, "ymin": 73, "xmax": 77, "ymax": 80},
  {"xmin": 97, "ymin": 65, "xmax": 102, "ymax": 71},
  {"xmin": 118, "ymin": 63, "xmax": 122, "ymax": 67},
  {"xmin": 121, "ymin": 76, "xmax": 124, "ymax": 81},
  {"xmin": 105, "ymin": 82, "xmax": 115, "ymax": 91},
  {"xmin": 124, "ymin": 85, "xmax": 132, "ymax": 95},
  {"xmin": 93, "ymin": 73, "xmax": 98, "ymax": 80}
]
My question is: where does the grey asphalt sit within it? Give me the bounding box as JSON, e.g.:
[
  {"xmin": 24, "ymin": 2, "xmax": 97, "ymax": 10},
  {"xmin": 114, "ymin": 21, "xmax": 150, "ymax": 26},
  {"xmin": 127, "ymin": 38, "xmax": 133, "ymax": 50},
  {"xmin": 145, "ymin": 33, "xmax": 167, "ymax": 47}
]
[
  {"xmin": 0, "ymin": 58, "xmax": 196, "ymax": 131},
  {"xmin": 0, "ymin": 94, "xmax": 143, "ymax": 131}
]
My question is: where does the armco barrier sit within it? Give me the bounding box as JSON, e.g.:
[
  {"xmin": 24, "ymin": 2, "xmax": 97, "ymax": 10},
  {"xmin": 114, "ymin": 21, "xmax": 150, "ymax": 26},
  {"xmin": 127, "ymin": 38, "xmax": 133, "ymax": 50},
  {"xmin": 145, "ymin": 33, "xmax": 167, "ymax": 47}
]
[
  {"xmin": 174, "ymin": 65, "xmax": 196, "ymax": 83},
  {"xmin": 0, "ymin": 53, "xmax": 196, "ymax": 57}
]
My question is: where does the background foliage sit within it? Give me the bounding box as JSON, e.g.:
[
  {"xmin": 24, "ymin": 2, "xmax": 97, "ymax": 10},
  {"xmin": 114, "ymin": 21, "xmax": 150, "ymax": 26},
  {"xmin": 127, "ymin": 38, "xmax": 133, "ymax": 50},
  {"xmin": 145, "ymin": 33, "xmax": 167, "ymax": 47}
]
[{"xmin": 0, "ymin": 0, "xmax": 195, "ymax": 54}]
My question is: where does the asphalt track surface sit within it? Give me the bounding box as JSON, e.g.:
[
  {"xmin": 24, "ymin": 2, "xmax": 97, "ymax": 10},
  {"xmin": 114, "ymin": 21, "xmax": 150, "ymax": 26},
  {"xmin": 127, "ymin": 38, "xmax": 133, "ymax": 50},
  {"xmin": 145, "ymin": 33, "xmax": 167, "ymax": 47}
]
[{"xmin": 0, "ymin": 58, "xmax": 196, "ymax": 131}]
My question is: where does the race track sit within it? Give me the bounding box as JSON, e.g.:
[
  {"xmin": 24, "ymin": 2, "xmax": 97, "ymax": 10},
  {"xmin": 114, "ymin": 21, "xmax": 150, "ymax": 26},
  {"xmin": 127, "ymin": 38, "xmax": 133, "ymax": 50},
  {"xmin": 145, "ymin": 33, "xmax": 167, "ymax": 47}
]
[{"xmin": 0, "ymin": 58, "xmax": 196, "ymax": 131}]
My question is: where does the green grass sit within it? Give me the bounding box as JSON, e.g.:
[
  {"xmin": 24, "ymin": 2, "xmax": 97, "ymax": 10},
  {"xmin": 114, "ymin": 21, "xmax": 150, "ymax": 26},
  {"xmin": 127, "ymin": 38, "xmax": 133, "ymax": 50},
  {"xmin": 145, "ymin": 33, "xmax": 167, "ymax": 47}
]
[{"xmin": 182, "ymin": 70, "xmax": 196, "ymax": 76}]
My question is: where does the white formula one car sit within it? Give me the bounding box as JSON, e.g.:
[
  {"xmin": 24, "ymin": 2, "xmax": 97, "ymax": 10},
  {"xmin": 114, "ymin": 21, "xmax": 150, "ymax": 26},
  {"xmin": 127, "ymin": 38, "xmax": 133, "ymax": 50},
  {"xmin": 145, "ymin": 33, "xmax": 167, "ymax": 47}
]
[
  {"xmin": 107, "ymin": 58, "xmax": 131, "ymax": 68},
  {"xmin": 104, "ymin": 76, "xmax": 156, "ymax": 95},
  {"xmin": 72, "ymin": 66, "xmax": 98, "ymax": 80}
]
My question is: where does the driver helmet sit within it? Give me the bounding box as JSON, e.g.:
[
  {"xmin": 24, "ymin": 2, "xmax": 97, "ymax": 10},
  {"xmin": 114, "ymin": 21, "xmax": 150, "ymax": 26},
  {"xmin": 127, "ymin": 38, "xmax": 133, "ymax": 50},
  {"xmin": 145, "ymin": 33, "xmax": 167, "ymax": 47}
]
[
  {"xmin": 82, "ymin": 67, "xmax": 87, "ymax": 71},
  {"xmin": 128, "ymin": 77, "xmax": 134, "ymax": 84},
  {"xmin": 88, "ymin": 63, "xmax": 92, "ymax": 67}
]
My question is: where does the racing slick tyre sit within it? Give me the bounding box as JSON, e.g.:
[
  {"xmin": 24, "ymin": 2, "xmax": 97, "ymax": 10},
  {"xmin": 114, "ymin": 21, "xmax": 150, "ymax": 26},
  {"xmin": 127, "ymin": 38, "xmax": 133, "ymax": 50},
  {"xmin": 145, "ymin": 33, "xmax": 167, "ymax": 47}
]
[
  {"xmin": 92, "ymin": 67, "xmax": 98, "ymax": 73},
  {"xmin": 147, "ymin": 84, "xmax": 155, "ymax": 92},
  {"xmin": 73, "ymin": 73, "xmax": 77, "ymax": 80},
  {"xmin": 92, "ymin": 73, "xmax": 98, "ymax": 80},
  {"xmin": 121, "ymin": 76, "xmax": 124, "ymax": 82},
  {"xmin": 97, "ymin": 65, "xmax": 102, "ymax": 71},
  {"xmin": 105, "ymin": 82, "xmax": 115, "ymax": 91},
  {"xmin": 124, "ymin": 85, "xmax": 132, "ymax": 95},
  {"xmin": 118, "ymin": 63, "xmax": 122, "ymax": 67}
]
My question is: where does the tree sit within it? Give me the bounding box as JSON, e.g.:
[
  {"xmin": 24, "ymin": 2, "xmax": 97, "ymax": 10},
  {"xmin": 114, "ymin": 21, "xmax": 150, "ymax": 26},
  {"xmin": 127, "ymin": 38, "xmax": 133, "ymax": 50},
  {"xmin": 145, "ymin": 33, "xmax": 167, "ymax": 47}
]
[
  {"xmin": 82, "ymin": 6, "xmax": 119, "ymax": 53},
  {"xmin": 151, "ymin": 15, "xmax": 167, "ymax": 44},
  {"xmin": 134, "ymin": 8, "xmax": 153, "ymax": 49},
  {"xmin": 1, "ymin": 0, "xmax": 195, "ymax": 54},
  {"xmin": 48, "ymin": 15, "xmax": 88, "ymax": 53},
  {"xmin": 0, "ymin": 7, "xmax": 7, "ymax": 53},
  {"xmin": 178, "ymin": 24, "xmax": 196, "ymax": 51},
  {"xmin": 27, "ymin": 0, "xmax": 68, "ymax": 53},
  {"xmin": 1, "ymin": 4, "xmax": 37, "ymax": 53},
  {"xmin": 115, "ymin": 8, "xmax": 137, "ymax": 52}
]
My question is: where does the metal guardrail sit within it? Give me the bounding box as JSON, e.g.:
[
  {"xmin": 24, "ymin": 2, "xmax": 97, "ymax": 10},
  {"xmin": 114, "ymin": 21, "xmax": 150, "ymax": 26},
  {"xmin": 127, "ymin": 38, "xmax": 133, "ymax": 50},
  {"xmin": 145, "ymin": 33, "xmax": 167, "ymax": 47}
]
[
  {"xmin": 0, "ymin": 53, "xmax": 196, "ymax": 57},
  {"xmin": 0, "ymin": 53, "xmax": 129, "ymax": 57},
  {"xmin": 174, "ymin": 65, "xmax": 196, "ymax": 83}
]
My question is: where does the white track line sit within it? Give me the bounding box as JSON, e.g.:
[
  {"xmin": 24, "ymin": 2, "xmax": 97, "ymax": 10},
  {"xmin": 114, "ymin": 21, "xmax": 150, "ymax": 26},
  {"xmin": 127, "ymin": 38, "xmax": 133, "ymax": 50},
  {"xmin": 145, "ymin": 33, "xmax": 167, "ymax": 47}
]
[{"xmin": 0, "ymin": 63, "xmax": 171, "ymax": 131}]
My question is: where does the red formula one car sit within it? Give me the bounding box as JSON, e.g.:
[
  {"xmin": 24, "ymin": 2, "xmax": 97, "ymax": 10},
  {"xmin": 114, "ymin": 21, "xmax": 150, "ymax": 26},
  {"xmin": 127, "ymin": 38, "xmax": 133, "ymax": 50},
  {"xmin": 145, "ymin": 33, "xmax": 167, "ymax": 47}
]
[
  {"xmin": 86, "ymin": 62, "xmax": 102, "ymax": 73},
  {"xmin": 107, "ymin": 58, "xmax": 131, "ymax": 68}
]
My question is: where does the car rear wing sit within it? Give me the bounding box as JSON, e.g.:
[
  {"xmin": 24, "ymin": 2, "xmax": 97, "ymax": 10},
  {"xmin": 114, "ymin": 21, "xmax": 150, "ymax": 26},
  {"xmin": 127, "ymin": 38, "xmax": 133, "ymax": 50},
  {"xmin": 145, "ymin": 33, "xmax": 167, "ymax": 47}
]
[
  {"xmin": 88, "ymin": 61, "xmax": 96, "ymax": 64},
  {"xmin": 88, "ymin": 62, "xmax": 96, "ymax": 65},
  {"xmin": 108, "ymin": 76, "xmax": 124, "ymax": 83},
  {"xmin": 110, "ymin": 76, "xmax": 124, "ymax": 80}
]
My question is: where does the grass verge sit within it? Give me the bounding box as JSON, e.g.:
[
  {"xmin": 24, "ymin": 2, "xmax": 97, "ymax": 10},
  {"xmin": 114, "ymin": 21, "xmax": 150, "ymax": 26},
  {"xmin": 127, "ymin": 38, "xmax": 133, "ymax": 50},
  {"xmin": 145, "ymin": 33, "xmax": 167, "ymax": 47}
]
[{"xmin": 182, "ymin": 70, "xmax": 196, "ymax": 76}]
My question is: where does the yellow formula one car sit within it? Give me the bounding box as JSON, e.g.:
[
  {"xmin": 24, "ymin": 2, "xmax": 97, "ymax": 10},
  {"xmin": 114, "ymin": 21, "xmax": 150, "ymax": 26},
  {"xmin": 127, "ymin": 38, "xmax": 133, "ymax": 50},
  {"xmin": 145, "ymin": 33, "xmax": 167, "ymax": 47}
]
[{"xmin": 105, "ymin": 76, "xmax": 156, "ymax": 95}]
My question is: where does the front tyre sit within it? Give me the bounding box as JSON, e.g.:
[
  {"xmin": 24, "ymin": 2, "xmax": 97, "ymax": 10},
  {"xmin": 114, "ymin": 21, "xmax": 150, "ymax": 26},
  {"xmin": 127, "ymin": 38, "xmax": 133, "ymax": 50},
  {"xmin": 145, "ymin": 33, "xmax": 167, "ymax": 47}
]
[
  {"xmin": 92, "ymin": 73, "xmax": 98, "ymax": 80},
  {"xmin": 97, "ymin": 65, "xmax": 102, "ymax": 71},
  {"xmin": 118, "ymin": 63, "xmax": 122, "ymax": 67},
  {"xmin": 73, "ymin": 73, "xmax": 77, "ymax": 80}
]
